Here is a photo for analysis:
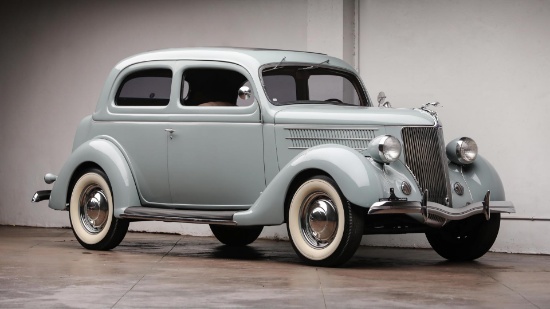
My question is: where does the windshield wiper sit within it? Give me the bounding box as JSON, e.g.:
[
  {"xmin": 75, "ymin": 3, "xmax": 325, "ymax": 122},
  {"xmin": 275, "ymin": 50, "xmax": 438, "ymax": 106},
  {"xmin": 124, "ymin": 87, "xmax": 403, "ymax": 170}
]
[
  {"xmin": 263, "ymin": 56, "xmax": 286, "ymax": 72},
  {"xmin": 298, "ymin": 59, "xmax": 330, "ymax": 71}
]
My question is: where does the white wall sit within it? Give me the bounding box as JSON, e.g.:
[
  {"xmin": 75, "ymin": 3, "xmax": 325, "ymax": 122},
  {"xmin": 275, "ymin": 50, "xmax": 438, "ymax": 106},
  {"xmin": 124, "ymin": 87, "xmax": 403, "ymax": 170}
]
[
  {"xmin": 0, "ymin": 0, "xmax": 310, "ymax": 237},
  {"xmin": 358, "ymin": 0, "xmax": 550, "ymax": 253},
  {"xmin": 1, "ymin": 0, "xmax": 548, "ymax": 254}
]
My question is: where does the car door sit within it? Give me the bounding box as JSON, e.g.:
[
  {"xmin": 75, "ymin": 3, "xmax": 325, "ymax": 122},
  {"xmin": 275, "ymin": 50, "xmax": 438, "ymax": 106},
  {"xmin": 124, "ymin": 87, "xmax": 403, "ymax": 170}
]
[
  {"xmin": 98, "ymin": 63, "xmax": 174, "ymax": 204},
  {"xmin": 166, "ymin": 61, "xmax": 265, "ymax": 208}
]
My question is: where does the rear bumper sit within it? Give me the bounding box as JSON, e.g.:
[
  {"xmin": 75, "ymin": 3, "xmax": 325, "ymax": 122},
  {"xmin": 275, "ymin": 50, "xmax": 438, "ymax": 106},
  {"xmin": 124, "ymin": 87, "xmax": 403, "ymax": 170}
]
[
  {"xmin": 31, "ymin": 173, "xmax": 57, "ymax": 203},
  {"xmin": 368, "ymin": 190, "xmax": 515, "ymax": 225},
  {"xmin": 31, "ymin": 190, "xmax": 51, "ymax": 203}
]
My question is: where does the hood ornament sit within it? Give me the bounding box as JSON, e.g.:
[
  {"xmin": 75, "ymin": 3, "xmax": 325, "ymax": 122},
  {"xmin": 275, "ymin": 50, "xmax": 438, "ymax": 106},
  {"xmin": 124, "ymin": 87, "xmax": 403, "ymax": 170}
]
[
  {"xmin": 377, "ymin": 91, "xmax": 392, "ymax": 108},
  {"xmin": 418, "ymin": 101, "xmax": 442, "ymax": 126}
]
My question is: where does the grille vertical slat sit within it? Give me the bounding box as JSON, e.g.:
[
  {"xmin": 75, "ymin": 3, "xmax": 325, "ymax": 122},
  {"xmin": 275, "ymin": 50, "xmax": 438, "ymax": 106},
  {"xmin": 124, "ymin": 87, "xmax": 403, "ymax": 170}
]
[{"xmin": 402, "ymin": 127, "xmax": 450, "ymax": 206}]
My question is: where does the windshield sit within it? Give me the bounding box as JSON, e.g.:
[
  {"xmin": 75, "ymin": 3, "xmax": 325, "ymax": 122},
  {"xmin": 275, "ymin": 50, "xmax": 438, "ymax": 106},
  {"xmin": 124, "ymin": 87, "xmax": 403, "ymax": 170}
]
[{"xmin": 262, "ymin": 65, "xmax": 368, "ymax": 106}]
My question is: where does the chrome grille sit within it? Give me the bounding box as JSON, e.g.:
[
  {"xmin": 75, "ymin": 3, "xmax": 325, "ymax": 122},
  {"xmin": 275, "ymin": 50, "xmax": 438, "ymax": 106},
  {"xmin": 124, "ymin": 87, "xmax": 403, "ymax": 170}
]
[
  {"xmin": 286, "ymin": 128, "xmax": 377, "ymax": 150},
  {"xmin": 401, "ymin": 127, "xmax": 451, "ymax": 206}
]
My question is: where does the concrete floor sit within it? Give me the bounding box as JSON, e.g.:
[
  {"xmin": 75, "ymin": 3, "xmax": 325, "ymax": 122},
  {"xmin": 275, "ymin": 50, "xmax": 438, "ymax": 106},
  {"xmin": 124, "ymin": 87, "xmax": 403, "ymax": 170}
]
[{"xmin": 0, "ymin": 226, "xmax": 548, "ymax": 309}]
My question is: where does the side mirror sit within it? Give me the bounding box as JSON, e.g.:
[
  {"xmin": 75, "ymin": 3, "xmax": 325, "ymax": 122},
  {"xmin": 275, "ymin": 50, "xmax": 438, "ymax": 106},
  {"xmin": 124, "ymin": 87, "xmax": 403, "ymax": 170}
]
[
  {"xmin": 238, "ymin": 86, "xmax": 251, "ymax": 100},
  {"xmin": 377, "ymin": 91, "xmax": 391, "ymax": 108}
]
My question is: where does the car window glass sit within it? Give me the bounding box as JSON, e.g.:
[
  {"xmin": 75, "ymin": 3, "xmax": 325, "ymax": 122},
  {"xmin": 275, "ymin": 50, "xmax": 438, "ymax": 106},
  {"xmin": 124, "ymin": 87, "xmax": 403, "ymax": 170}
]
[
  {"xmin": 309, "ymin": 75, "xmax": 360, "ymax": 105},
  {"xmin": 262, "ymin": 66, "xmax": 365, "ymax": 106},
  {"xmin": 182, "ymin": 68, "xmax": 253, "ymax": 107},
  {"xmin": 116, "ymin": 69, "xmax": 172, "ymax": 106},
  {"xmin": 263, "ymin": 75, "xmax": 296, "ymax": 103}
]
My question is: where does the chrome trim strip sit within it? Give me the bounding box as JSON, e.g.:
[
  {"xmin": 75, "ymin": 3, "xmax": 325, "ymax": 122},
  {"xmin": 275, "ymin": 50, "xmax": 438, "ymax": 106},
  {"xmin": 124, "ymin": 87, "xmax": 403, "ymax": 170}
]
[
  {"xmin": 119, "ymin": 213, "xmax": 237, "ymax": 225},
  {"xmin": 459, "ymin": 165, "xmax": 474, "ymax": 201},
  {"xmin": 120, "ymin": 207, "xmax": 238, "ymax": 225}
]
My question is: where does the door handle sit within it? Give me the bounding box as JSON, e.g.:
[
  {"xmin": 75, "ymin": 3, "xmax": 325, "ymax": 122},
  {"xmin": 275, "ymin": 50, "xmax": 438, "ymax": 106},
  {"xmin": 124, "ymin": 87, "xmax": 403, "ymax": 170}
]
[{"xmin": 165, "ymin": 128, "xmax": 175, "ymax": 139}]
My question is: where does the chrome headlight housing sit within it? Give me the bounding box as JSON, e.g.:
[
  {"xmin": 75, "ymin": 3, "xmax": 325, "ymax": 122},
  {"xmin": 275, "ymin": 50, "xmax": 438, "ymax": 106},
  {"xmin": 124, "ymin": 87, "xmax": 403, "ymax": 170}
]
[
  {"xmin": 368, "ymin": 135, "xmax": 402, "ymax": 164},
  {"xmin": 446, "ymin": 137, "xmax": 478, "ymax": 165}
]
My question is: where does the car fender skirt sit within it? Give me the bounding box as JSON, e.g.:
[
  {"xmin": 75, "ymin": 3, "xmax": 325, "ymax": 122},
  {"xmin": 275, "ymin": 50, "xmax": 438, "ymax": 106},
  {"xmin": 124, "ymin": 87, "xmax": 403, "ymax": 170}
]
[{"xmin": 48, "ymin": 138, "xmax": 140, "ymax": 217}]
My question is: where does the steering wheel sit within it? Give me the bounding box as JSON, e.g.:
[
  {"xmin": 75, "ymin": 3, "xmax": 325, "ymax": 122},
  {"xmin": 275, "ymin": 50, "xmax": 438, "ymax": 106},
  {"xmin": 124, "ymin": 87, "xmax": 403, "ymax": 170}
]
[{"xmin": 325, "ymin": 98, "xmax": 344, "ymax": 103}]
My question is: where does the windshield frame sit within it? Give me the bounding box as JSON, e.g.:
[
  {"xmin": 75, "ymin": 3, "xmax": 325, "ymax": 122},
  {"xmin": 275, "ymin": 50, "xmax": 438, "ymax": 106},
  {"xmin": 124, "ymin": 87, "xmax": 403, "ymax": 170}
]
[{"xmin": 259, "ymin": 62, "xmax": 372, "ymax": 107}]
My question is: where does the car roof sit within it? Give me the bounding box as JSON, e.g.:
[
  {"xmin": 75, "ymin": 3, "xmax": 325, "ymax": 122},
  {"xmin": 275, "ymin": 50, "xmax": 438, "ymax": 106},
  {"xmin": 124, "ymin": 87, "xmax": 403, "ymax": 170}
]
[{"xmin": 114, "ymin": 47, "xmax": 355, "ymax": 72}]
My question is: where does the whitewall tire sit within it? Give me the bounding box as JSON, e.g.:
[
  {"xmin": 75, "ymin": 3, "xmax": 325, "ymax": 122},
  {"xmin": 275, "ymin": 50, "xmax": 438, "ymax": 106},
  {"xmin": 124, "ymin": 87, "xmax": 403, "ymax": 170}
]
[
  {"xmin": 287, "ymin": 175, "xmax": 364, "ymax": 267},
  {"xmin": 69, "ymin": 168, "xmax": 128, "ymax": 250}
]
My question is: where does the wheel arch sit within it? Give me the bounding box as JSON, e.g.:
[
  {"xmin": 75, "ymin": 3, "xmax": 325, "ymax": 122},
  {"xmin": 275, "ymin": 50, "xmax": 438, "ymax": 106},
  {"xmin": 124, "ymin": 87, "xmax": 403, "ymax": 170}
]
[
  {"xmin": 233, "ymin": 145, "xmax": 385, "ymax": 226},
  {"xmin": 49, "ymin": 138, "xmax": 141, "ymax": 217}
]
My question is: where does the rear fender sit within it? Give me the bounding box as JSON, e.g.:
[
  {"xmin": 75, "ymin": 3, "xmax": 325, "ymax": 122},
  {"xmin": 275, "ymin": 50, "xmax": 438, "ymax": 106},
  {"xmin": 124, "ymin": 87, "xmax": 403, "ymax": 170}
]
[{"xmin": 48, "ymin": 138, "xmax": 140, "ymax": 217}]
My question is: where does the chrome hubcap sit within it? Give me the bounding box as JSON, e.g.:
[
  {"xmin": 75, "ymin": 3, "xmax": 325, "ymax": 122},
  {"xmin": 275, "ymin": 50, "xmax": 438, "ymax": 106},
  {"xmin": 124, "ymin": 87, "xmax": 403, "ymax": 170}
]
[
  {"xmin": 79, "ymin": 184, "xmax": 108, "ymax": 234},
  {"xmin": 299, "ymin": 192, "xmax": 338, "ymax": 249}
]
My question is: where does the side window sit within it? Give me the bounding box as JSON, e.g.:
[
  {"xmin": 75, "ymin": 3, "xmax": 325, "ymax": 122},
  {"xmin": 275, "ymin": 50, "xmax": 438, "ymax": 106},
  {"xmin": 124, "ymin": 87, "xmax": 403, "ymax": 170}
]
[
  {"xmin": 116, "ymin": 69, "xmax": 172, "ymax": 106},
  {"xmin": 181, "ymin": 68, "xmax": 254, "ymax": 107}
]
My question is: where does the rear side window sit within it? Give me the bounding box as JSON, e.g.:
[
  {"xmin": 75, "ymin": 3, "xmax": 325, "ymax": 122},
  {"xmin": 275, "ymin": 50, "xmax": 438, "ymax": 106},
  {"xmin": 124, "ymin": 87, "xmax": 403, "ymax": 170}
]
[{"xmin": 116, "ymin": 69, "xmax": 172, "ymax": 106}]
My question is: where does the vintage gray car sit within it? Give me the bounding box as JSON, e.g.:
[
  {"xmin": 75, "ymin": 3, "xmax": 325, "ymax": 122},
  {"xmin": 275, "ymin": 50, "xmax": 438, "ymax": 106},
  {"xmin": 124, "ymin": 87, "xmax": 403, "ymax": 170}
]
[{"xmin": 33, "ymin": 47, "xmax": 515, "ymax": 266}]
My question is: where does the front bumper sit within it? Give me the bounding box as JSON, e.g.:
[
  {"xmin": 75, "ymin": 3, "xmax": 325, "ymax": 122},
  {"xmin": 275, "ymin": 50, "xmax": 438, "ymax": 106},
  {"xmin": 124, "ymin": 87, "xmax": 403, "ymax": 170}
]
[{"xmin": 368, "ymin": 190, "xmax": 515, "ymax": 226}]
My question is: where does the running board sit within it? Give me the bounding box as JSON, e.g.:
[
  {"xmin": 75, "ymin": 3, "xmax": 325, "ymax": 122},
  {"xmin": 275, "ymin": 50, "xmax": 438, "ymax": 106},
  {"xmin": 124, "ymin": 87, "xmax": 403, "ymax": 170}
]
[{"xmin": 120, "ymin": 207, "xmax": 238, "ymax": 225}]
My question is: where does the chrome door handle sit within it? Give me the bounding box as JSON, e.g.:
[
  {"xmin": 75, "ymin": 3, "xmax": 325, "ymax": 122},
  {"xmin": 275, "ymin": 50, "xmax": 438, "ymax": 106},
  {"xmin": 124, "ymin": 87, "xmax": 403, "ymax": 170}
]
[{"xmin": 165, "ymin": 128, "xmax": 175, "ymax": 139}]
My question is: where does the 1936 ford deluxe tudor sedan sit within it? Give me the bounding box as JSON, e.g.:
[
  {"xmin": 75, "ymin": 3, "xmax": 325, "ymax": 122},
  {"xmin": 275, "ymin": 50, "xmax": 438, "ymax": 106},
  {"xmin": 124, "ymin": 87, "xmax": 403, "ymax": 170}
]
[{"xmin": 33, "ymin": 48, "xmax": 515, "ymax": 266}]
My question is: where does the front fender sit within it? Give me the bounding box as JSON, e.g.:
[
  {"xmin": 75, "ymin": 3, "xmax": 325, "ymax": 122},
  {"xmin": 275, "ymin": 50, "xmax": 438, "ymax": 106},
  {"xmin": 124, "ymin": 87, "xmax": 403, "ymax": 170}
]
[
  {"xmin": 233, "ymin": 145, "xmax": 387, "ymax": 226},
  {"xmin": 461, "ymin": 154, "xmax": 506, "ymax": 201},
  {"xmin": 48, "ymin": 138, "xmax": 140, "ymax": 217}
]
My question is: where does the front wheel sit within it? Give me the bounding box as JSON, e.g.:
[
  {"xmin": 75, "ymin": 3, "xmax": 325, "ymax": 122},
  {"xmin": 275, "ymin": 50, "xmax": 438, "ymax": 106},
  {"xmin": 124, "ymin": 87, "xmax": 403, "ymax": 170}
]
[
  {"xmin": 426, "ymin": 213, "xmax": 501, "ymax": 261},
  {"xmin": 210, "ymin": 225, "xmax": 263, "ymax": 246},
  {"xmin": 69, "ymin": 168, "xmax": 129, "ymax": 250},
  {"xmin": 287, "ymin": 175, "xmax": 364, "ymax": 267}
]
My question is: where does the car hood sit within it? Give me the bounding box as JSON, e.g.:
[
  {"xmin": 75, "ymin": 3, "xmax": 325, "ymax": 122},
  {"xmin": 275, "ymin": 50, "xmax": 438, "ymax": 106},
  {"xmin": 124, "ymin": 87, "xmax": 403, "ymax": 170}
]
[{"xmin": 273, "ymin": 105, "xmax": 435, "ymax": 126}]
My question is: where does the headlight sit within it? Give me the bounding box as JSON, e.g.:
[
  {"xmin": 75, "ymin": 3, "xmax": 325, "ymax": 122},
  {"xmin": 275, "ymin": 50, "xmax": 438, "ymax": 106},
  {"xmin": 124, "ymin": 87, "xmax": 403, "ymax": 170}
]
[
  {"xmin": 446, "ymin": 137, "xmax": 478, "ymax": 165},
  {"xmin": 368, "ymin": 135, "xmax": 402, "ymax": 164}
]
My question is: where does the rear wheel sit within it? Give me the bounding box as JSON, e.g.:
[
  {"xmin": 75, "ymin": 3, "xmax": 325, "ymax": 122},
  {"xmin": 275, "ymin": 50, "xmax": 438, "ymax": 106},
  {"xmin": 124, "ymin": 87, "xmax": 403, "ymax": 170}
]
[
  {"xmin": 287, "ymin": 175, "xmax": 364, "ymax": 267},
  {"xmin": 69, "ymin": 168, "xmax": 129, "ymax": 250},
  {"xmin": 210, "ymin": 225, "xmax": 263, "ymax": 246},
  {"xmin": 426, "ymin": 213, "xmax": 500, "ymax": 261}
]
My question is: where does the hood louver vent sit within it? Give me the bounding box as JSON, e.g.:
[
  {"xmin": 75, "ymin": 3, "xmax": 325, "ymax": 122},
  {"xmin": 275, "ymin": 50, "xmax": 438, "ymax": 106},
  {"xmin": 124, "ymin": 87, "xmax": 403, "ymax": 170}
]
[{"xmin": 286, "ymin": 128, "xmax": 377, "ymax": 150}]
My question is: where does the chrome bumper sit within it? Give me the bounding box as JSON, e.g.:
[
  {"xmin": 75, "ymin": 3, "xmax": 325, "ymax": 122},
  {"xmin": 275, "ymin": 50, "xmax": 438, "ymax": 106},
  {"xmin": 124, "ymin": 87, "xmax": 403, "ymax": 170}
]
[
  {"xmin": 368, "ymin": 190, "xmax": 515, "ymax": 225},
  {"xmin": 31, "ymin": 173, "xmax": 57, "ymax": 203},
  {"xmin": 32, "ymin": 190, "xmax": 51, "ymax": 203}
]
